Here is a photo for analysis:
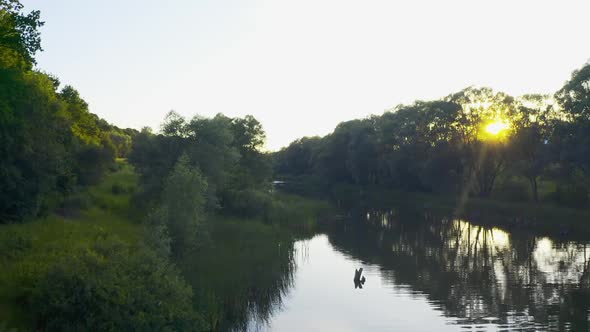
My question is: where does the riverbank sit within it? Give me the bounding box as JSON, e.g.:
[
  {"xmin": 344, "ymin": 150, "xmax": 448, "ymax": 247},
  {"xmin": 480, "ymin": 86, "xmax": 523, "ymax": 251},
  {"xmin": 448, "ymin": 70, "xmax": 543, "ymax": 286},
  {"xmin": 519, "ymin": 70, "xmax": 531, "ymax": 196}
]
[
  {"xmin": 351, "ymin": 188, "xmax": 590, "ymax": 235},
  {"xmin": 0, "ymin": 161, "xmax": 143, "ymax": 330},
  {"xmin": 0, "ymin": 161, "xmax": 333, "ymax": 331}
]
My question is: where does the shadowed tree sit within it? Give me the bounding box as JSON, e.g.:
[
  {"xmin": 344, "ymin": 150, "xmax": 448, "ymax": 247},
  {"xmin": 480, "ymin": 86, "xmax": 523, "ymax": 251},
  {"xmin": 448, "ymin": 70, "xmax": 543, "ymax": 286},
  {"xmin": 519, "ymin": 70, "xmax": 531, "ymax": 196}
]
[
  {"xmin": 556, "ymin": 63, "xmax": 590, "ymax": 121},
  {"xmin": 508, "ymin": 95, "xmax": 557, "ymax": 202},
  {"xmin": 148, "ymin": 154, "xmax": 208, "ymax": 257}
]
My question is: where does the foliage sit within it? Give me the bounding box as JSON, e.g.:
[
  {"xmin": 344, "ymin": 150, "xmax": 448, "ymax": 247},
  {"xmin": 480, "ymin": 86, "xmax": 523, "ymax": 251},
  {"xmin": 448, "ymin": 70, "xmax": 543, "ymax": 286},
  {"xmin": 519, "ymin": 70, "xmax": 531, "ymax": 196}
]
[
  {"xmin": 0, "ymin": 161, "xmax": 208, "ymax": 331},
  {"xmin": 275, "ymin": 63, "xmax": 590, "ymax": 208},
  {"xmin": 30, "ymin": 239, "xmax": 204, "ymax": 332},
  {"xmin": 556, "ymin": 64, "xmax": 590, "ymax": 121},
  {"xmin": 149, "ymin": 154, "xmax": 208, "ymax": 257},
  {"xmin": 0, "ymin": 0, "xmax": 43, "ymax": 68},
  {"xmin": 548, "ymin": 183, "xmax": 589, "ymax": 208},
  {"xmin": 0, "ymin": 2, "xmax": 131, "ymax": 222},
  {"xmin": 129, "ymin": 111, "xmax": 273, "ymax": 214}
]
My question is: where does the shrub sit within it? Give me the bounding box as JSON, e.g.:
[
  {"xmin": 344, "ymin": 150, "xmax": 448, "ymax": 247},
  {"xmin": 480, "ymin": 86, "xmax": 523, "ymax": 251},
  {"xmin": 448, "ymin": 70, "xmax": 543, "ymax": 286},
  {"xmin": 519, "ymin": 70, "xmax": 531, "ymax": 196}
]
[
  {"xmin": 0, "ymin": 231, "xmax": 32, "ymax": 259},
  {"xmin": 222, "ymin": 189, "xmax": 271, "ymax": 217},
  {"xmin": 111, "ymin": 183, "xmax": 124, "ymax": 195},
  {"xmin": 108, "ymin": 162, "xmax": 121, "ymax": 173},
  {"xmin": 56, "ymin": 194, "xmax": 92, "ymax": 218},
  {"xmin": 29, "ymin": 239, "xmax": 205, "ymax": 331},
  {"xmin": 493, "ymin": 180, "xmax": 530, "ymax": 202},
  {"xmin": 548, "ymin": 184, "xmax": 589, "ymax": 208},
  {"xmin": 144, "ymin": 207, "xmax": 172, "ymax": 257}
]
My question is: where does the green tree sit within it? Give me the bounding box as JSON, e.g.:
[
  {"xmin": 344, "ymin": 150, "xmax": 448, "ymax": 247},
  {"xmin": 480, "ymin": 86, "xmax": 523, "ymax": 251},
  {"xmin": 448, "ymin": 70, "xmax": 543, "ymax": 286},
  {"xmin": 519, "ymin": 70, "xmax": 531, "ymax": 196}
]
[
  {"xmin": 184, "ymin": 114, "xmax": 239, "ymax": 209},
  {"xmin": 0, "ymin": 0, "xmax": 43, "ymax": 68},
  {"xmin": 556, "ymin": 63, "xmax": 590, "ymax": 121},
  {"xmin": 507, "ymin": 95, "xmax": 557, "ymax": 202},
  {"xmin": 149, "ymin": 154, "xmax": 208, "ymax": 257},
  {"xmin": 0, "ymin": 71, "xmax": 74, "ymax": 220},
  {"xmin": 229, "ymin": 115, "xmax": 271, "ymax": 190},
  {"xmin": 554, "ymin": 63, "xmax": 590, "ymax": 177}
]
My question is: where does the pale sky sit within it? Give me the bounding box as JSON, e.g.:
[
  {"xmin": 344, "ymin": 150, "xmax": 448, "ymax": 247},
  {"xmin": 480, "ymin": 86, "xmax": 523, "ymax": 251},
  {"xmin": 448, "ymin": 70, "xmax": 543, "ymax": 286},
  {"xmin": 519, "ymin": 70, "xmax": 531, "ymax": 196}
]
[{"xmin": 22, "ymin": 0, "xmax": 590, "ymax": 150}]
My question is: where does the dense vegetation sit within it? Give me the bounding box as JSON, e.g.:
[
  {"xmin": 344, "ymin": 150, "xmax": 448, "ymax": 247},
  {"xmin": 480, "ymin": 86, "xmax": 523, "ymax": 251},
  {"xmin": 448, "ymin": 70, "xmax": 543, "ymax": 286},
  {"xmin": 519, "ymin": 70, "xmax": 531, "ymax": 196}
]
[
  {"xmin": 0, "ymin": 162, "xmax": 205, "ymax": 331},
  {"xmin": 3, "ymin": 0, "xmax": 590, "ymax": 330},
  {"xmin": 0, "ymin": 3, "xmax": 329, "ymax": 330},
  {"xmin": 274, "ymin": 63, "xmax": 590, "ymax": 208},
  {"xmin": 0, "ymin": 1, "xmax": 136, "ymax": 222}
]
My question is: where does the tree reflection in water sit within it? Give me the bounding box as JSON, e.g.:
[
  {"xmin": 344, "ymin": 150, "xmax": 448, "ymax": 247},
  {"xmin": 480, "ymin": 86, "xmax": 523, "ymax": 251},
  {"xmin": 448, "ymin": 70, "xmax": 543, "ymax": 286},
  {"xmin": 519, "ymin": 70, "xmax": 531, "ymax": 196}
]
[
  {"xmin": 324, "ymin": 208, "xmax": 590, "ymax": 331},
  {"xmin": 181, "ymin": 220, "xmax": 298, "ymax": 331}
]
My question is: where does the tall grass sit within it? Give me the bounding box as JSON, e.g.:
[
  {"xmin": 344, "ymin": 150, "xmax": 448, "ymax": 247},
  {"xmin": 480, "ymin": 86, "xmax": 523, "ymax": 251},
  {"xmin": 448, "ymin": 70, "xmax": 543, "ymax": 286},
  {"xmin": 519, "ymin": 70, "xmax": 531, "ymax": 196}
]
[
  {"xmin": 0, "ymin": 160, "xmax": 142, "ymax": 330},
  {"xmin": 179, "ymin": 215, "xmax": 297, "ymax": 331}
]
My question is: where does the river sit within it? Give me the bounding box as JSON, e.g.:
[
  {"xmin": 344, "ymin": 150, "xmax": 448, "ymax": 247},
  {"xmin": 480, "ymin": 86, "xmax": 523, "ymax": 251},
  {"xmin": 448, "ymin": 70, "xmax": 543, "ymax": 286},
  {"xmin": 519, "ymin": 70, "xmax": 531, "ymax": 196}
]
[{"xmin": 242, "ymin": 208, "xmax": 590, "ymax": 331}]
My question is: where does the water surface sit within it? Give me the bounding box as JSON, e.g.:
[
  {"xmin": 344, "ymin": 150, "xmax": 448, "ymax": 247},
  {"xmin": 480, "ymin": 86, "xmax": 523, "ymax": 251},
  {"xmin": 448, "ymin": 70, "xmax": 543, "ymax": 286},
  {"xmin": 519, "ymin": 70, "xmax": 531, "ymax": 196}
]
[{"xmin": 250, "ymin": 210, "xmax": 590, "ymax": 331}]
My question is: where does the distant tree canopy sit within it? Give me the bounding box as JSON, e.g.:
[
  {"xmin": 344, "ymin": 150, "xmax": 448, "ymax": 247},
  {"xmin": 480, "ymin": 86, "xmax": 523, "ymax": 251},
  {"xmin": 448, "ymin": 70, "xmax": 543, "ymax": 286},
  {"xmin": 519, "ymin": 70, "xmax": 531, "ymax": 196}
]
[
  {"xmin": 0, "ymin": 1, "xmax": 137, "ymax": 222},
  {"xmin": 129, "ymin": 111, "xmax": 272, "ymax": 214},
  {"xmin": 274, "ymin": 63, "xmax": 590, "ymax": 207}
]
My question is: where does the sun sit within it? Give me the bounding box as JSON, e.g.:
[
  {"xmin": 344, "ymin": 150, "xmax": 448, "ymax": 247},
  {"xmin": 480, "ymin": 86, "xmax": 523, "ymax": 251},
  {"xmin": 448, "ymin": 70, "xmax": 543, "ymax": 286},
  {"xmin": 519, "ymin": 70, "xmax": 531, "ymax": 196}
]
[{"xmin": 485, "ymin": 120, "xmax": 510, "ymax": 136}]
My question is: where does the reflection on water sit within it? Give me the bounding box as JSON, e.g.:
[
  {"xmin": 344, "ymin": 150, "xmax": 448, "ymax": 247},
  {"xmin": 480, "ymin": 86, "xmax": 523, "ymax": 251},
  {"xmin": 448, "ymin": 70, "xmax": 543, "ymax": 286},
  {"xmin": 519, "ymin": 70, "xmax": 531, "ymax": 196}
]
[
  {"xmin": 180, "ymin": 221, "xmax": 297, "ymax": 331},
  {"xmin": 246, "ymin": 208, "xmax": 590, "ymax": 331}
]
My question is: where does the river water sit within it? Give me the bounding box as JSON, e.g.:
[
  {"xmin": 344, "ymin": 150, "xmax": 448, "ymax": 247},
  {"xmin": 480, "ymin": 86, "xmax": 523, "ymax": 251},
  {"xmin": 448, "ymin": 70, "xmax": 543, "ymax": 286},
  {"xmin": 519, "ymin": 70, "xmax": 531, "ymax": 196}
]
[{"xmin": 246, "ymin": 209, "xmax": 590, "ymax": 331}]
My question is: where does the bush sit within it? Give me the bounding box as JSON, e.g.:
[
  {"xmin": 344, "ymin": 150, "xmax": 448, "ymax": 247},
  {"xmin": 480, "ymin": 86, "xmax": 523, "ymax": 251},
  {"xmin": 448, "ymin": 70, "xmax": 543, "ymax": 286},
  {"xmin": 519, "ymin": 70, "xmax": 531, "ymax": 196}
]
[
  {"xmin": 29, "ymin": 239, "xmax": 205, "ymax": 332},
  {"xmin": 108, "ymin": 162, "xmax": 121, "ymax": 173},
  {"xmin": 111, "ymin": 183, "xmax": 124, "ymax": 195},
  {"xmin": 0, "ymin": 231, "xmax": 32, "ymax": 259},
  {"xmin": 548, "ymin": 184, "xmax": 589, "ymax": 208},
  {"xmin": 222, "ymin": 189, "xmax": 272, "ymax": 217},
  {"xmin": 144, "ymin": 207, "xmax": 173, "ymax": 257},
  {"xmin": 493, "ymin": 180, "xmax": 530, "ymax": 202},
  {"xmin": 75, "ymin": 144, "xmax": 115, "ymax": 186},
  {"xmin": 57, "ymin": 195, "xmax": 92, "ymax": 217}
]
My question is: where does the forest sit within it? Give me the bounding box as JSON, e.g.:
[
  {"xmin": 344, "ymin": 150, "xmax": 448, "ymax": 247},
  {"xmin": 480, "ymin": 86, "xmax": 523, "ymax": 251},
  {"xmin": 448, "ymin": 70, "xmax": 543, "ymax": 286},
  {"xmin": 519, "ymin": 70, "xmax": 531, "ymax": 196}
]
[
  {"xmin": 0, "ymin": 2, "xmax": 321, "ymax": 330},
  {"xmin": 274, "ymin": 65, "xmax": 590, "ymax": 208},
  {"xmin": 3, "ymin": 0, "xmax": 590, "ymax": 331}
]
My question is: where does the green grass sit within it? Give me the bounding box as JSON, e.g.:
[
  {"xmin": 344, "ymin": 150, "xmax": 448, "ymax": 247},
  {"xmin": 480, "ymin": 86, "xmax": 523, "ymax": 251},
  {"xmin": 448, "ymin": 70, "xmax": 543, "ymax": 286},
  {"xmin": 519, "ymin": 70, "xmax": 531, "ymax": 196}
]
[
  {"xmin": 0, "ymin": 161, "xmax": 332, "ymax": 330},
  {"xmin": 0, "ymin": 160, "xmax": 142, "ymax": 330},
  {"xmin": 266, "ymin": 192, "xmax": 334, "ymax": 235}
]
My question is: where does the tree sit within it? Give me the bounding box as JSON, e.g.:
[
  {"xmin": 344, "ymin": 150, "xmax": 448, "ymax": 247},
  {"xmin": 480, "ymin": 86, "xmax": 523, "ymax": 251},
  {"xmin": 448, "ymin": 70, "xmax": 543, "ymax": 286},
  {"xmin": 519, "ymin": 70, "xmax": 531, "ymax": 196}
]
[
  {"xmin": 149, "ymin": 154, "xmax": 208, "ymax": 256},
  {"xmin": 231, "ymin": 115, "xmax": 265, "ymax": 152},
  {"xmin": 447, "ymin": 87, "xmax": 516, "ymax": 197},
  {"xmin": 556, "ymin": 63, "xmax": 590, "ymax": 121},
  {"xmin": 185, "ymin": 114, "xmax": 240, "ymax": 209},
  {"xmin": 0, "ymin": 11, "xmax": 118, "ymax": 220},
  {"xmin": 0, "ymin": 71, "xmax": 75, "ymax": 220},
  {"xmin": 508, "ymin": 95, "xmax": 556, "ymax": 202},
  {"xmin": 229, "ymin": 115, "xmax": 272, "ymax": 190},
  {"xmin": 0, "ymin": 0, "xmax": 43, "ymax": 68},
  {"xmin": 555, "ymin": 63, "xmax": 590, "ymax": 176}
]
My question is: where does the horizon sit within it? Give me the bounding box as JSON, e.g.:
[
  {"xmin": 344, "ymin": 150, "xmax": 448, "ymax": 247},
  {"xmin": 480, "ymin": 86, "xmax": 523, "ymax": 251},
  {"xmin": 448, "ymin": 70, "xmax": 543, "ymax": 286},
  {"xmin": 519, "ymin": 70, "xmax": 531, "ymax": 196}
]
[{"xmin": 23, "ymin": 0, "xmax": 590, "ymax": 150}]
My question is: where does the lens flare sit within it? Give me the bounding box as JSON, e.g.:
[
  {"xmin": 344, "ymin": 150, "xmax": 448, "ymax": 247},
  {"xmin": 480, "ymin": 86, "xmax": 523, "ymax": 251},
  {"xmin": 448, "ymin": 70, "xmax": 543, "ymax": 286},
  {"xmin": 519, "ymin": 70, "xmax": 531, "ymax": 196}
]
[{"xmin": 485, "ymin": 120, "xmax": 509, "ymax": 135}]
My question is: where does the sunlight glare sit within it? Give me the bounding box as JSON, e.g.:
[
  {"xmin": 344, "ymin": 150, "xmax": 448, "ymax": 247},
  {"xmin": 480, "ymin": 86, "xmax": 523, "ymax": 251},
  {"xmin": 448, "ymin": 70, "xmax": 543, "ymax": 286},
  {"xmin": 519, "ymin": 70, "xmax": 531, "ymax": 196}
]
[{"xmin": 485, "ymin": 120, "xmax": 510, "ymax": 135}]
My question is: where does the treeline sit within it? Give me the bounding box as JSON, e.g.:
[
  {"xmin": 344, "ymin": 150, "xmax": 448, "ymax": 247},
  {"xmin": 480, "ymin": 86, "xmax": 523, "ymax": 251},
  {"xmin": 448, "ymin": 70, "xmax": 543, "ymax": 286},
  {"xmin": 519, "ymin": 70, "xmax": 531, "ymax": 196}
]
[
  {"xmin": 130, "ymin": 112, "xmax": 270, "ymax": 212},
  {"xmin": 128, "ymin": 111, "xmax": 277, "ymax": 255},
  {"xmin": 275, "ymin": 63, "xmax": 590, "ymax": 207},
  {"xmin": 1, "ymin": 3, "xmax": 200, "ymax": 330},
  {"xmin": 0, "ymin": 2, "xmax": 309, "ymax": 330},
  {"xmin": 0, "ymin": 1, "xmax": 136, "ymax": 222}
]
